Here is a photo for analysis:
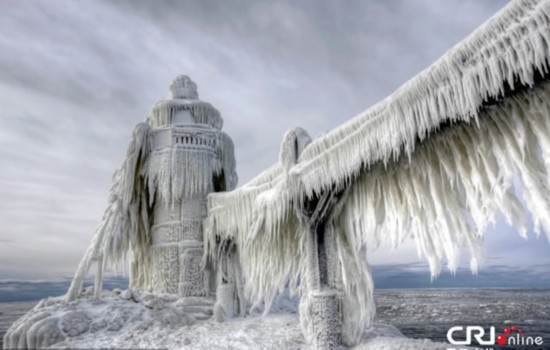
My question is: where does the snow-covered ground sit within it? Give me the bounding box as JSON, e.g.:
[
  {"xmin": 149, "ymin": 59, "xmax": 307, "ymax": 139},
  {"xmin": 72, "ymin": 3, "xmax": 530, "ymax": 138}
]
[{"xmin": 2, "ymin": 288, "xmax": 549, "ymax": 349}]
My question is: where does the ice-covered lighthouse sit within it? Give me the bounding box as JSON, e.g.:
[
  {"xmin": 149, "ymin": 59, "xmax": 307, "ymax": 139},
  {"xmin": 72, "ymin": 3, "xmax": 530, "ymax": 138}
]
[
  {"xmin": 65, "ymin": 75, "xmax": 237, "ymax": 300},
  {"xmin": 145, "ymin": 75, "xmax": 238, "ymax": 296}
]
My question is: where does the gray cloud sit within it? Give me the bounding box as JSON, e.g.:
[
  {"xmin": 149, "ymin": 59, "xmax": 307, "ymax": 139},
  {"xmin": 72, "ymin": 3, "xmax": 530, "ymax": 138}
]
[{"xmin": 3, "ymin": 0, "xmax": 544, "ymax": 285}]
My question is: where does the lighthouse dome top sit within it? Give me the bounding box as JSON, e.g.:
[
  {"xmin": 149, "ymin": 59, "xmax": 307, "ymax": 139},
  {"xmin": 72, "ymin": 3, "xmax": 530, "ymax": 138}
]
[
  {"xmin": 170, "ymin": 75, "xmax": 198, "ymax": 100},
  {"xmin": 148, "ymin": 75, "xmax": 223, "ymax": 130}
]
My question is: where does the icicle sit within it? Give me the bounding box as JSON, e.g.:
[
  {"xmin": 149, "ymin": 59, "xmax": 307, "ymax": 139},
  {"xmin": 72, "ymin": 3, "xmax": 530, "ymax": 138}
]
[{"xmin": 215, "ymin": 131, "xmax": 238, "ymax": 190}]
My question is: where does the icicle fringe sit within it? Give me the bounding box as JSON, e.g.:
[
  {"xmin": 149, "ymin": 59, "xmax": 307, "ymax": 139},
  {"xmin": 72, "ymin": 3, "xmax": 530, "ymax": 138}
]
[
  {"xmin": 148, "ymin": 148, "xmax": 215, "ymax": 203},
  {"xmin": 147, "ymin": 99, "xmax": 223, "ymax": 130},
  {"xmin": 292, "ymin": 0, "xmax": 550, "ymax": 198}
]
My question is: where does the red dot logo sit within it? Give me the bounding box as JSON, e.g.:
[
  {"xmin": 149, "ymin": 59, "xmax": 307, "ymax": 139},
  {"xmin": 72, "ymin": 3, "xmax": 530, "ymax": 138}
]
[
  {"xmin": 504, "ymin": 328, "xmax": 511, "ymax": 334},
  {"xmin": 512, "ymin": 326, "xmax": 517, "ymax": 332},
  {"xmin": 497, "ymin": 335, "xmax": 507, "ymax": 345}
]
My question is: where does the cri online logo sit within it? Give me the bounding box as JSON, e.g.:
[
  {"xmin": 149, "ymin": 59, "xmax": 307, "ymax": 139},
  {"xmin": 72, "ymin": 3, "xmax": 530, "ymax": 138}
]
[{"xmin": 447, "ymin": 325, "xmax": 544, "ymax": 348}]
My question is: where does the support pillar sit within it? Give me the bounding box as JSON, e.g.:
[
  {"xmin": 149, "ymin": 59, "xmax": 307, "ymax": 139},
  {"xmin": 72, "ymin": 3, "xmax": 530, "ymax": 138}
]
[
  {"xmin": 300, "ymin": 188, "xmax": 349, "ymax": 349},
  {"xmin": 310, "ymin": 290, "xmax": 342, "ymax": 349},
  {"xmin": 213, "ymin": 239, "xmax": 244, "ymax": 320}
]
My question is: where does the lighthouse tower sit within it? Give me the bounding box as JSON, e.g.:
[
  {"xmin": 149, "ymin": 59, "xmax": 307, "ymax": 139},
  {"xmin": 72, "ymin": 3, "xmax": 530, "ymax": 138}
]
[
  {"xmin": 143, "ymin": 75, "xmax": 237, "ymax": 296},
  {"xmin": 64, "ymin": 75, "xmax": 237, "ymax": 303}
]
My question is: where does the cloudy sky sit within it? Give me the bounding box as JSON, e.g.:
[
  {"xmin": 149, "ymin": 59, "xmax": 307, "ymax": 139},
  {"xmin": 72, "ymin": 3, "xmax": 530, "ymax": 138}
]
[{"xmin": 1, "ymin": 0, "xmax": 549, "ymax": 298}]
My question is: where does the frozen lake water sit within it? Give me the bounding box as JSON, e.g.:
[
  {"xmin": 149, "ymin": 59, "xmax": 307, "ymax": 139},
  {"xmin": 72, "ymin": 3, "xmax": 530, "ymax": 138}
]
[
  {"xmin": 374, "ymin": 288, "xmax": 550, "ymax": 349},
  {"xmin": 1, "ymin": 288, "xmax": 549, "ymax": 349}
]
